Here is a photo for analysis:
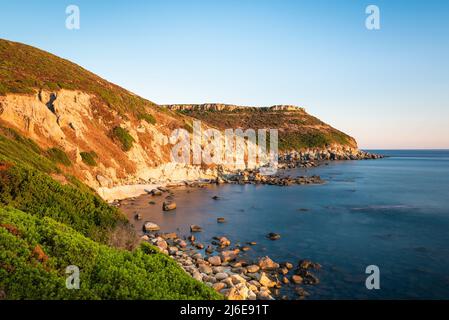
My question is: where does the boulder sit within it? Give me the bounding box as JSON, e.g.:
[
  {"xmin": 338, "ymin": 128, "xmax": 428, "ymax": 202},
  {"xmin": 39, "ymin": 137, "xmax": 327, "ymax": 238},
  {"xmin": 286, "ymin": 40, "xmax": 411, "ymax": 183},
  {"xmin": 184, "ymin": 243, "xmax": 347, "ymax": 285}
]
[
  {"xmin": 162, "ymin": 201, "xmax": 176, "ymax": 211},
  {"xmin": 258, "ymin": 256, "xmax": 280, "ymax": 270},
  {"xmin": 258, "ymin": 273, "xmax": 276, "ymax": 288},
  {"xmin": 208, "ymin": 256, "xmax": 222, "ymax": 266},
  {"xmin": 221, "ymin": 250, "xmax": 238, "ymax": 262},
  {"xmin": 246, "ymin": 265, "xmax": 260, "ymax": 273},
  {"xmin": 143, "ymin": 222, "xmax": 160, "ymax": 232},
  {"xmin": 190, "ymin": 225, "xmax": 202, "ymax": 232},
  {"xmin": 217, "ymin": 217, "xmax": 226, "ymax": 223},
  {"xmin": 291, "ymin": 275, "xmax": 303, "ymax": 284},
  {"xmin": 198, "ymin": 264, "xmax": 213, "ymax": 275}
]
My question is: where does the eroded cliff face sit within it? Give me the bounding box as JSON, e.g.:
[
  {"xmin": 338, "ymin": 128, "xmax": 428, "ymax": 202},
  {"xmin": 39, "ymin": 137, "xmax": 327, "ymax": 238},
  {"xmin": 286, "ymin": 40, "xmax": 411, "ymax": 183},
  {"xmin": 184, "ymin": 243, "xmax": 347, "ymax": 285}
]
[
  {"xmin": 0, "ymin": 90, "xmax": 217, "ymax": 194},
  {"xmin": 0, "ymin": 89, "xmax": 365, "ymax": 201}
]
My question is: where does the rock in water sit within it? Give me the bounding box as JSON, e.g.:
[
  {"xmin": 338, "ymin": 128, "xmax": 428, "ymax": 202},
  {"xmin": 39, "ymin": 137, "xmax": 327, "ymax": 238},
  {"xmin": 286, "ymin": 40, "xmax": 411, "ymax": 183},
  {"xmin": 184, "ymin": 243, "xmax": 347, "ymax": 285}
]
[
  {"xmin": 217, "ymin": 217, "xmax": 226, "ymax": 223},
  {"xmin": 143, "ymin": 222, "xmax": 160, "ymax": 232},
  {"xmin": 163, "ymin": 201, "xmax": 177, "ymax": 211},
  {"xmin": 190, "ymin": 225, "xmax": 202, "ymax": 232},
  {"xmin": 267, "ymin": 232, "xmax": 281, "ymax": 240}
]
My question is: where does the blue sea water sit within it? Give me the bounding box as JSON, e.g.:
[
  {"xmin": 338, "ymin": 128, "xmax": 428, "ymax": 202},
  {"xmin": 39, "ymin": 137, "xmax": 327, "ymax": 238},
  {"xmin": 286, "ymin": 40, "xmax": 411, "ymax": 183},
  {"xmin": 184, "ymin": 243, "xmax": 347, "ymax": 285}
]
[{"xmin": 126, "ymin": 150, "xmax": 449, "ymax": 299}]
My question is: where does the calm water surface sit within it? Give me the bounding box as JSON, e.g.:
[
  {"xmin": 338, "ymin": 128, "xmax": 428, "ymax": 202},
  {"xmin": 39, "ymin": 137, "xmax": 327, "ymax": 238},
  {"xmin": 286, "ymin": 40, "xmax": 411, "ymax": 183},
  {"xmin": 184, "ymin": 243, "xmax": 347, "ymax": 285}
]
[{"xmin": 123, "ymin": 150, "xmax": 449, "ymax": 299}]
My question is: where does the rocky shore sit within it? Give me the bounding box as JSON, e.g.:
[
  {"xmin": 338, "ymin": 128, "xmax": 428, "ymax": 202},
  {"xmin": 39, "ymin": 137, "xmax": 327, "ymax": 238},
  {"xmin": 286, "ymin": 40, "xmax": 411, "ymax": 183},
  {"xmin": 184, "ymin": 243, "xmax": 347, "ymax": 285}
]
[{"xmin": 140, "ymin": 226, "xmax": 321, "ymax": 300}]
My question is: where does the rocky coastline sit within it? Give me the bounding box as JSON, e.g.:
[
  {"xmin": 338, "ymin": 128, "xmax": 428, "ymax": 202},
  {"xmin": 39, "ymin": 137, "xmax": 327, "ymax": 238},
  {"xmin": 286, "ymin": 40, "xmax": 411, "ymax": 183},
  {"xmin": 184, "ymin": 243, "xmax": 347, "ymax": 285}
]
[
  {"xmin": 138, "ymin": 210, "xmax": 321, "ymax": 300},
  {"xmin": 115, "ymin": 149, "xmax": 384, "ymax": 300}
]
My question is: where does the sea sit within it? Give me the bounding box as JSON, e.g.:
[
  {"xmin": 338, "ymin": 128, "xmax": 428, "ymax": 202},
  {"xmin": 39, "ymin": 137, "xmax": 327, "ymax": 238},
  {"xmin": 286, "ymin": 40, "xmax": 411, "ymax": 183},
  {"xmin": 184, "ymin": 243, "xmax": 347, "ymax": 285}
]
[{"xmin": 122, "ymin": 150, "xmax": 449, "ymax": 299}]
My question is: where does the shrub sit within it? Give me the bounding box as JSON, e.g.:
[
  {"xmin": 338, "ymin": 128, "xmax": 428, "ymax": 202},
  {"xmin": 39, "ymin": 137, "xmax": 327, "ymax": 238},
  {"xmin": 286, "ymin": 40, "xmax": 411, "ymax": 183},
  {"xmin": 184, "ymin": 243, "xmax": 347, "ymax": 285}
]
[
  {"xmin": 0, "ymin": 208, "xmax": 221, "ymax": 300},
  {"xmin": 137, "ymin": 113, "xmax": 156, "ymax": 125},
  {"xmin": 80, "ymin": 151, "xmax": 97, "ymax": 167},
  {"xmin": 112, "ymin": 127, "xmax": 135, "ymax": 151},
  {"xmin": 46, "ymin": 147, "xmax": 71, "ymax": 166}
]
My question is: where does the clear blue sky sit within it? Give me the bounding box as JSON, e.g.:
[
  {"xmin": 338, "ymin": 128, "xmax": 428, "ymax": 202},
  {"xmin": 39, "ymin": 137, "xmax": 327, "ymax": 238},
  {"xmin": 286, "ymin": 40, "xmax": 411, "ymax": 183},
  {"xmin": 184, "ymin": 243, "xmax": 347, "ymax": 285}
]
[{"xmin": 1, "ymin": 0, "xmax": 448, "ymax": 149}]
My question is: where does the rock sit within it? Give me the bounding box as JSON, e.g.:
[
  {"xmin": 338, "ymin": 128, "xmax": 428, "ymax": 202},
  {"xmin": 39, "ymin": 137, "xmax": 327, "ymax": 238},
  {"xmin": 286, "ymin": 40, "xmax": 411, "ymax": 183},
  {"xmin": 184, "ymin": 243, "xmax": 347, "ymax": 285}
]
[
  {"xmin": 247, "ymin": 290, "xmax": 257, "ymax": 300},
  {"xmin": 284, "ymin": 262, "xmax": 294, "ymax": 269},
  {"xmin": 295, "ymin": 287, "xmax": 310, "ymax": 298},
  {"xmin": 192, "ymin": 272, "xmax": 203, "ymax": 282},
  {"xmin": 198, "ymin": 264, "xmax": 213, "ymax": 275},
  {"xmin": 143, "ymin": 222, "xmax": 160, "ymax": 232},
  {"xmin": 217, "ymin": 217, "xmax": 226, "ymax": 223},
  {"xmin": 220, "ymin": 250, "xmax": 238, "ymax": 262},
  {"xmin": 158, "ymin": 186, "xmax": 169, "ymax": 192},
  {"xmin": 176, "ymin": 239, "xmax": 187, "ymax": 248},
  {"xmin": 257, "ymin": 291, "xmax": 274, "ymax": 300},
  {"xmin": 258, "ymin": 273, "xmax": 276, "ymax": 288},
  {"xmin": 134, "ymin": 213, "xmax": 142, "ymax": 220},
  {"xmin": 150, "ymin": 189, "xmax": 163, "ymax": 196},
  {"xmin": 282, "ymin": 276, "xmax": 290, "ymax": 284},
  {"xmin": 212, "ymin": 282, "xmax": 226, "ymax": 292},
  {"xmin": 291, "ymin": 275, "xmax": 303, "ymax": 284},
  {"xmin": 161, "ymin": 232, "xmax": 177, "ymax": 240},
  {"xmin": 247, "ymin": 241, "xmax": 257, "ymax": 246},
  {"xmin": 258, "ymin": 256, "xmax": 280, "ymax": 270},
  {"xmin": 205, "ymin": 245, "xmax": 214, "ymax": 254},
  {"xmin": 156, "ymin": 238, "xmax": 168, "ymax": 250},
  {"xmin": 168, "ymin": 246, "xmax": 178, "ymax": 254},
  {"xmin": 241, "ymin": 246, "xmax": 250, "ymax": 252},
  {"xmin": 212, "ymin": 195, "xmax": 220, "ymax": 200},
  {"xmin": 140, "ymin": 235, "xmax": 150, "ymax": 241},
  {"xmin": 149, "ymin": 201, "xmax": 156, "ymax": 205},
  {"xmin": 215, "ymin": 272, "xmax": 228, "ymax": 281},
  {"xmin": 218, "ymin": 236, "xmax": 231, "ymax": 247},
  {"xmin": 280, "ymin": 267, "xmax": 289, "ymax": 275},
  {"xmin": 246, "ymin": 265, "xmax": 260, "ymax": 273},
  {"xmin": 162, "ymin": 201, "xmax": 176, "ymax": 211},
  {"xmin": 230, "ymin": 274, "xmax": 247, "ymax": 285},
  {"xmin": 267, "ymin": 232, "xmax": 281, "ymax": 240},
  {"xmin": 190, "ymin": 225, "xmax": 202, "ymax": 232},
  {"xmin": 298, "ymin": 259, "xmax": 321, "ymax": 270},
  {"xmin": 208, "ymin": 256, "xmax": 222, "ymax": 266},
  {"xmin": 195, "ymin": 243, "xmax": 204, "ymax": 249}
]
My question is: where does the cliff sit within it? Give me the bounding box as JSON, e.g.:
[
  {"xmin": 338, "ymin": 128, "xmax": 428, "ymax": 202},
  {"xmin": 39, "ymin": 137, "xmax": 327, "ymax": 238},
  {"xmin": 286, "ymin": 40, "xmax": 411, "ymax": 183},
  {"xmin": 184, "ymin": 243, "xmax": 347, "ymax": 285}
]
[{"xmin": 1, "ymin": 38, "xmax": 359, "ymax": 198}]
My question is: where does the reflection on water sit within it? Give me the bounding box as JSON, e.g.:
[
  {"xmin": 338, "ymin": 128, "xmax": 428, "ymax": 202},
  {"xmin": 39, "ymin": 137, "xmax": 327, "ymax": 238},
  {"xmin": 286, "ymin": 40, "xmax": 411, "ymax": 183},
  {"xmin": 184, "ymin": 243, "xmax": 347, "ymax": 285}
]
[{"xmin": 122, "ymin": 150, "xmax": 449, "ymax": 299}]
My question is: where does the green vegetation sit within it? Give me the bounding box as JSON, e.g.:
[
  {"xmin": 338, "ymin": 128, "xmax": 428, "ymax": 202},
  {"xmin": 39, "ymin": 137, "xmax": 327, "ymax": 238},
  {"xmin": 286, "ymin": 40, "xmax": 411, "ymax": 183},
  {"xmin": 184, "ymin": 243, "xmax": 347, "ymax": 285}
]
[
  {"xmin": 0, "ymin": 164, "xmax": 125, "ymax": 243},
  {"xmin": 0, "ymin": 207, "xmax": 220, "ymax": 300},
  {"xmin": 177, "ymin": 108, "xmax": 356, "ymax": 150},
  {"xmin": 80, "ymin": 151, "xmax": 98, "ymax": 167},
  {"xmin": 112, "ymin": 127, "xmax": 135, "ymax": 151},
  {"xmin": 0, "ymin": 39, "xmax": 157, "ymax": 115},
  {"xmin": 46, "ymin": 147, "xmax": 71, "ymax": 166},
  {"xmin": 0, "ymin": 124, "xmax": 218, "ymax": 300},
  {"xmin": 138, "ymin": 113, "xmax": 157, "ymax": 125},
  {"xmin": 0, "ymin": 126, "xmax": 58, "ymax": 174}
]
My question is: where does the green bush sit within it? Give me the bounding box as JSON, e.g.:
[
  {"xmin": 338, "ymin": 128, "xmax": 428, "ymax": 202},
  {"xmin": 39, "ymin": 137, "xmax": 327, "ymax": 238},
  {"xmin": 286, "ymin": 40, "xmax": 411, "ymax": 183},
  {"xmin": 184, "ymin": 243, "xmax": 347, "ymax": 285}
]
[
  {"xmin": 0, "ymin": 164, "xmax": 125, "ymax": 243},
  {"xmin": 0, "ymin": 207, "xmax": 221, "ymax": 300},
  {"xmin": 80, "ymin": 151, "xmax": 97, "ymax": 167},
  {"xmin": 46, "ymin": 147, "xmax": 71, "ymax": 166},
  {"xmin": 138, "ymin": 113, "xmax": 156, "ymax": 125},
  {"xmin": 112, "ymin": 127, "xmax": 135, "ymax": 151}
]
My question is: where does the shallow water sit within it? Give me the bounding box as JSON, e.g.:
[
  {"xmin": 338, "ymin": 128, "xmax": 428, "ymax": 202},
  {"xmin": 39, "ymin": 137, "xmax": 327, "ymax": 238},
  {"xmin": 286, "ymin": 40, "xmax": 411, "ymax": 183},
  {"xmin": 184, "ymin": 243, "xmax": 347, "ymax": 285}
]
[{"xmin": 123, "ymin": 150, "xmax": 449, "ymax": 299}]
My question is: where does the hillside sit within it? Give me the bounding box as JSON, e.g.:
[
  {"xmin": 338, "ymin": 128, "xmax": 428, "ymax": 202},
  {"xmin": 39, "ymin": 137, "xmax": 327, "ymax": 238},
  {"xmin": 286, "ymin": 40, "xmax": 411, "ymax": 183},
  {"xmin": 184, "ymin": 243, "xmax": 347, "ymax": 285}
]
[
  {"xmin": 0, "ymin": 38, "xmax": 367, "ymax": 300},
  {"xmin": 164, "ymin": 104, "xmax": 357, "ymax": 151}
]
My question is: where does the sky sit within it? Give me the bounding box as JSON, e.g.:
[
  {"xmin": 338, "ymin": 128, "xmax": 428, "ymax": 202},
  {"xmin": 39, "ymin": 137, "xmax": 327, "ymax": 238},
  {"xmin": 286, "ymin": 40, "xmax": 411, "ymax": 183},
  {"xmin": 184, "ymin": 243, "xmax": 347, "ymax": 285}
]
[{"xmin": 1, "ymin": 0, "xmax": 448, "ymax": 149}]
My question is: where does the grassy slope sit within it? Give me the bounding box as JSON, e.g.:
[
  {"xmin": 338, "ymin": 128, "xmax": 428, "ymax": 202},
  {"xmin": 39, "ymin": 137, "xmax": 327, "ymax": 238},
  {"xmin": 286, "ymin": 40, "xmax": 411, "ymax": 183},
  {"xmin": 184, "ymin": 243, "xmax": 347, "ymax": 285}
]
[
  {"xmin": 175, "ymin": 108, "xmax": 357, "ymax": 150},
  {"xmin": 0, "ymin": 207, "xmax": 219, "ymax": 300},
  {"xmin": 0, "ymin": 126, "xmax": 218, "ymax": 300},
  {"xmin": 0, "ymin": 38, "xmax": 156, "ymax": 117}
]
